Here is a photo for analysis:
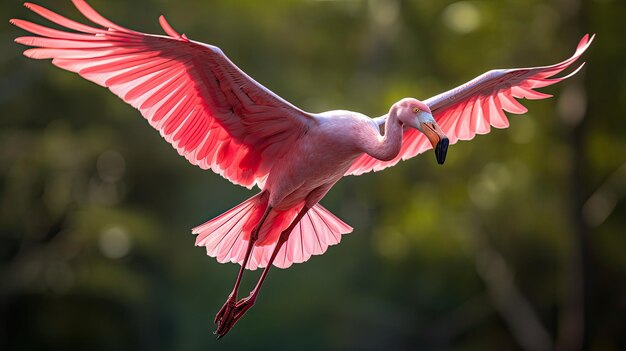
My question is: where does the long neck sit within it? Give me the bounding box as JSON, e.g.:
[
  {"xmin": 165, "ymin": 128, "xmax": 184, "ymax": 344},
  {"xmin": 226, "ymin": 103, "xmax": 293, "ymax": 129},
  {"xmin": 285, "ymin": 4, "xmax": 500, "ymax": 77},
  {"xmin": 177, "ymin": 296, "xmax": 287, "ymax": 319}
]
[{"xmin": 361, "ymin": 107, "xmax": 404, "ymax": 161}]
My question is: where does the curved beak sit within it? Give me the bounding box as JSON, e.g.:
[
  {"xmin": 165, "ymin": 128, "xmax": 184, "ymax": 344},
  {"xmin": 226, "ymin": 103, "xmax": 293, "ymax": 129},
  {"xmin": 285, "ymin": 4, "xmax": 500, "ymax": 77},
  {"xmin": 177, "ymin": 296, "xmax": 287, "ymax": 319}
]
[{"xmin": 422, "ymin": 122, "xmax": 449, "ymax": 165}]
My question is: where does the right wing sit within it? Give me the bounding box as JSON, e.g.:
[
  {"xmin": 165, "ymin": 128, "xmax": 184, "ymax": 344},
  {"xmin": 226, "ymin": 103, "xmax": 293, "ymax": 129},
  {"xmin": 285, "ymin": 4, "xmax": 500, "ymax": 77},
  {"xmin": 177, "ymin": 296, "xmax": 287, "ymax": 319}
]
[{"xmin": 345, "ymin": 34, "xmax": 593, "ymax": 176}]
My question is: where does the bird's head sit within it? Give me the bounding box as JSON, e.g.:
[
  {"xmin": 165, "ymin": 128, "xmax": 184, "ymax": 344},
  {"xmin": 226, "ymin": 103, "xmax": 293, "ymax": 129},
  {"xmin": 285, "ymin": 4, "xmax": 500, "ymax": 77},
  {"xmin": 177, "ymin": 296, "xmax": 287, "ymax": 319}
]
[{"xmin": 395, "ymin": 98, "xmax": 449, "ymax": 164}]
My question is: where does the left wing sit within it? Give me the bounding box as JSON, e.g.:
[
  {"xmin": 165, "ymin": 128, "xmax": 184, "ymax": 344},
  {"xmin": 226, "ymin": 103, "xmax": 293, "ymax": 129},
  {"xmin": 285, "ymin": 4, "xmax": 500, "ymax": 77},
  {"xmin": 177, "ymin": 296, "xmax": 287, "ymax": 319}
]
[
  {"xmin": 346, "ymin": 34, "xmax": 594, "ymax": 176},
  {"xmin": 12, "ymin": 1, "xmax": 317, "ymax": 189}
]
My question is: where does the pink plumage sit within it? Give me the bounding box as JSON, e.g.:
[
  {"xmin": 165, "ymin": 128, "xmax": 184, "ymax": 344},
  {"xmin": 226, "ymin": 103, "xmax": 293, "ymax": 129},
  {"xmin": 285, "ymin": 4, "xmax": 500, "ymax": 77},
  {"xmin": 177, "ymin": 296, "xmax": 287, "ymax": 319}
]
[
  {"xmin": 14, "ymin": 0, "xmax": 313, "ymax": 190},
  {"xmin": 345, "ymin": 34, "xmax": 594, "ymax": 176},
  {"xmin": 12, "ymin": 0, "xmax": 593, "ymax": 338},
  {"xmin": 192, "ymin": 194, "xmax": 351, "ymax": 270}
]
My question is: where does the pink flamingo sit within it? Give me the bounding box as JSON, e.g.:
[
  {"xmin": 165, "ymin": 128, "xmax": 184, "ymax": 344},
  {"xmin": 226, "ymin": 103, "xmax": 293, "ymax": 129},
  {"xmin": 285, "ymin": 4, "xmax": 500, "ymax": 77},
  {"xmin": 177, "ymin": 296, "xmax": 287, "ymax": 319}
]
[{"xmin": 12, "ymin": 0, "xmax": 593, "ymax": 338}]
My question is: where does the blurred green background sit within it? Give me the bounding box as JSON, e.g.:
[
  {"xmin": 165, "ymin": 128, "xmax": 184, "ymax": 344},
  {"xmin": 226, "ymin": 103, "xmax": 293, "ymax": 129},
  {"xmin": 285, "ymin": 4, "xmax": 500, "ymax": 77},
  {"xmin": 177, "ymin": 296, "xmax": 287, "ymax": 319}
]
[{"xmin": 1, "ymin": 0, "xmax": 625, "ymax": 350}]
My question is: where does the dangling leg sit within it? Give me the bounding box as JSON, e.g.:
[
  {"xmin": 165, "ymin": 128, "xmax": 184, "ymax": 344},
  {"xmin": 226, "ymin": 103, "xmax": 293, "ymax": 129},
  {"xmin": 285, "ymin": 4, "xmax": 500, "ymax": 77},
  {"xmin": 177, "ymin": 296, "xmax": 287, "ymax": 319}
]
[
  {"xmin": 214, "ymin": 206, "xmax": 310, "ymax": 339},
  {"xmin": 214, "ymin": 204, "xmax": 273, "ymax": 332}
]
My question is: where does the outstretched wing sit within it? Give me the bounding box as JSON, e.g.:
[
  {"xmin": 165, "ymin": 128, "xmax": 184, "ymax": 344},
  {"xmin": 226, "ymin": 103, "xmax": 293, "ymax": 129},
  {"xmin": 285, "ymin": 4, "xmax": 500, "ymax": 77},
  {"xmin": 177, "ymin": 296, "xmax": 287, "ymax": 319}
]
[
  {"xmin": 345, "ymin": 34, "xmax": 594, "ymax": 176},
  {"xmin": 12, "ymin": 0, "xmax": 316, "ymax": 189}
]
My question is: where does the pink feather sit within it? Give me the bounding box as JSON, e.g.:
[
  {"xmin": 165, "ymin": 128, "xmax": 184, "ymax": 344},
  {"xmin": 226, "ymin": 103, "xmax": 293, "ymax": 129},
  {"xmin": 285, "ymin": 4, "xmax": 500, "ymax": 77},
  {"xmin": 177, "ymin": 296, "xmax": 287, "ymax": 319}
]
[
  {"xmin": 192, "ymin": 195, "xmax": 351, "ymax": 270},
  {"xmin": 345, "ymin": 34, "xmax": 594, "ymax": 176},
  {"xmin": 13, "ymin": 1, "xmax": 315, "ymax": 190}
]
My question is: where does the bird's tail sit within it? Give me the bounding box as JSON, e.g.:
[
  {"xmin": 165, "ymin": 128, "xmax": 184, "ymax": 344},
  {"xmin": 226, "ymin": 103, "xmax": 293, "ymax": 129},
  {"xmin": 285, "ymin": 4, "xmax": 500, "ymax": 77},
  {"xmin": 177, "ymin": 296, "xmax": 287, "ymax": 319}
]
[{"xmin": 193, "ymin": 193, "xmax": 353, "ymax": 270}]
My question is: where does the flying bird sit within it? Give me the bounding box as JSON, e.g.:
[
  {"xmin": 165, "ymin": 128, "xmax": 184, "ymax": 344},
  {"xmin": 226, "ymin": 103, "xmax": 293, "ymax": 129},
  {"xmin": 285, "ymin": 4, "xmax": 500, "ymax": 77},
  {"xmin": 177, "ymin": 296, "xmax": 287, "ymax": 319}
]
[{"xmin": 12, "ymin": 0, "xmax": 593, "ymax": 338}]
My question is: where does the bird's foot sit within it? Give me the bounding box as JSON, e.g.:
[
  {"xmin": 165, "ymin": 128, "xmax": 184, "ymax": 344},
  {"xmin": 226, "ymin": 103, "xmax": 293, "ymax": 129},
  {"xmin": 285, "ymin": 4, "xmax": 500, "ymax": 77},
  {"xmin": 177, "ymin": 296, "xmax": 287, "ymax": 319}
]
[
  {"xmin": 214, "ymin": 294, "xmax": 256, "ymax": 339},
  {"xmin": 214, "ymin": 294, "xmax": 236, "ymax": 325}
]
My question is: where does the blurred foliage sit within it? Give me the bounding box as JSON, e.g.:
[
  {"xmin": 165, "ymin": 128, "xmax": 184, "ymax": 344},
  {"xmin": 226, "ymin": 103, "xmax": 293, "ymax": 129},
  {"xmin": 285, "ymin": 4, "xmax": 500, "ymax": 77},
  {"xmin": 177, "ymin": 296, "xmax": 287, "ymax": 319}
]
[{"xmin": 1, "ymin": 0, "xmax": 625, "ymax": 350}]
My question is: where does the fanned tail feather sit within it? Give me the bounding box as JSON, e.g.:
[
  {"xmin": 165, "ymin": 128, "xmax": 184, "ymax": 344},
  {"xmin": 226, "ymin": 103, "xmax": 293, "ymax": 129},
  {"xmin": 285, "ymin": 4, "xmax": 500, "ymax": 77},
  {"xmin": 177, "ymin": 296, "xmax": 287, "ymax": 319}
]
[
  {"xmin": 193, "ymin": 196, "xmax": 353, "ymax": 270},
  {"xmin": 269, "ymin": 204, "xmax": 353, "ymax": 269}
]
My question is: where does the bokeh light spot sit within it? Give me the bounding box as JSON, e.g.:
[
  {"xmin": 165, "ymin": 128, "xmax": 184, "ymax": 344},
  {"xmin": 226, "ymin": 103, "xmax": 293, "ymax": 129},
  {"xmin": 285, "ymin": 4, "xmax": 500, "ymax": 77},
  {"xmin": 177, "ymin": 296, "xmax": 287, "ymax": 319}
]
[
  {"xmin": 557, "ymin": 84, "xmax": 587, "ymax": 127},
  {"xmin": 468, "ymin": 162, "xmax": 513, "ymax": 209},
  {"xmin": 99, "ymin": 226, "xmax": 131, "ymax": 259},
  {"xmin": 376, "ymin": 227, "xmax": 410, "ymax": 261},
  {"xmin": 368, "ymin": 0, "xmax": 400, "ymax": 27},
  {"xmin": 442, "ymin": 1, "xmax": 482, "ymax": 34}
]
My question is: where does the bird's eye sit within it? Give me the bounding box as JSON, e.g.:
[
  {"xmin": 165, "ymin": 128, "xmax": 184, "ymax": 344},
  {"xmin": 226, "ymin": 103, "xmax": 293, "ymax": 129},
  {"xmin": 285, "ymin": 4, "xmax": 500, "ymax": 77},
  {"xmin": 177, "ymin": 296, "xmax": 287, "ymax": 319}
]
[{"xmin": 413, "ymin": 107, "xmax": 420, "ymax": 113}]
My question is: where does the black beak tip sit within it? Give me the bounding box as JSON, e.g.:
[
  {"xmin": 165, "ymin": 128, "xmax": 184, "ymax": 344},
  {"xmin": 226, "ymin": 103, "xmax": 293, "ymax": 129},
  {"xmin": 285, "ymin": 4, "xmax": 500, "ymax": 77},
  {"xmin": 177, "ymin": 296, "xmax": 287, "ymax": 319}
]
[{"xmin": 435, "ymin": 137, "xmax": 449, "ymax": 165}]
